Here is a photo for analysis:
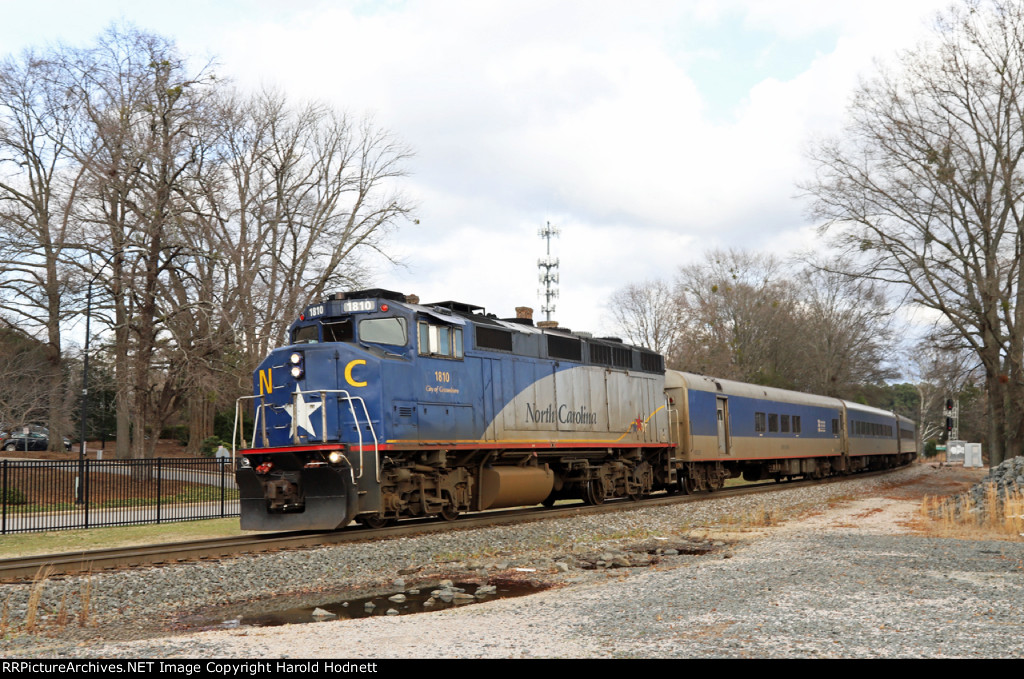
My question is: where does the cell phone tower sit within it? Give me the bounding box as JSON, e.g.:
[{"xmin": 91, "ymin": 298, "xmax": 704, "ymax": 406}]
[{"xmin": 538, "ymin": 221, "xmax": 559, "ymax": 322}]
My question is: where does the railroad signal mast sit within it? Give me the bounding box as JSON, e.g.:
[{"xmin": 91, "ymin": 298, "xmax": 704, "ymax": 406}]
[
  {"xmin": 945, "ymin": 398, "xmax": 959, "ymax": 441},
  {"xmin": 538, "ymin": 221, "xmax": 559, "ymax": 322}
]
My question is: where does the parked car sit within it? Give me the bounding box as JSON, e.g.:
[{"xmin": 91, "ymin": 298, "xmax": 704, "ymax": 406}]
[{"xmin": 1, "ymin": 426, "xmax": 71, "ymax": 452}]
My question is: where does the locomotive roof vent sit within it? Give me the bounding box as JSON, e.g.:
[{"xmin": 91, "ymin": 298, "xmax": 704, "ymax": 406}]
[
  {"xmin": 425, "ymin": 300, "xmax": 486, "ymax": 315},
  {"xmin": 597, "ymin": 336, "xmax": 624, "ymax": 343},
  {"xmin": 501, "ymin": 317, "xmax": 535, "ymax": 326}
]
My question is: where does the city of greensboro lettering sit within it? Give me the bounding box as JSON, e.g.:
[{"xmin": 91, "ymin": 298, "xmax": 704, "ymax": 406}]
[{"xmin": 525, "ymin": 403, "xmax": 598, "ymax": 425}]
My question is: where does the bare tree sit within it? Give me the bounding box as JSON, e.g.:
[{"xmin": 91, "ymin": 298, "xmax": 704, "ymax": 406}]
[
  {"xmin": 791, "ymin": 264, "xmax": 899, "ymax": 396},
  {"xmin": 907, "ymin": 333, "xmax": 986, "ymax": 445},
  {"xmin": 207, "ymin": 88, "xmax": 415, "ymax": 368},
  {"xmin": 672, "ymin": 249, "xmax": 801, "ymax": 385},
  {"xmin": 0, "ymin": 49, "xmax": 85, "ymax": 448},
  {"xmin": 605, "ymin": 279, "xmax": 681, "ymax": 355},
  {"xmin": 62, "ymin": 25, "xmax": 217, "ymax": 461},
  {"xmin": 0, "ymin": 26, "xmax": 417, "ymax": 460},
  {"xmin": 802, "ymin": 0, "xmax": 1024, "ymax": 465},
  {"xmin": 607, "ymin": 249, "xmax": 900, "ymax": 400}
]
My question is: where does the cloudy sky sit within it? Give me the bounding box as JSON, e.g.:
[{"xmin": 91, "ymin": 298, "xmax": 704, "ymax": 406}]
[{"xmin": 2, "ymin": 0, "xmax": 953, "ymax": 335}]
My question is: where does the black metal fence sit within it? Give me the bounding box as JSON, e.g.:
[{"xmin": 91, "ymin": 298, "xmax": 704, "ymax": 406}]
[{"xmin": 0, "ymin": 457, "xmax": 238, "ymax": 534}]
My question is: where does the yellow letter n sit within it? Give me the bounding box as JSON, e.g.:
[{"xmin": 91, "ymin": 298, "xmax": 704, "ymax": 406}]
[{"xmin": 259, "ymin": 368, "xmax": 273, "ymax": 395}]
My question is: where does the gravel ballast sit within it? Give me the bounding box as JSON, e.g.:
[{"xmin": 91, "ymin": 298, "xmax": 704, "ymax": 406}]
[{"xmin": 1, "ymin": 463, "xmax": 1021, "ymax": 659}]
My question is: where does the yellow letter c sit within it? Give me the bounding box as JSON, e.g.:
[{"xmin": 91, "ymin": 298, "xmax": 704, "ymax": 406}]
[{"xmin": 344, "ymin": 359, "xmax": 367, "ymax": 387}]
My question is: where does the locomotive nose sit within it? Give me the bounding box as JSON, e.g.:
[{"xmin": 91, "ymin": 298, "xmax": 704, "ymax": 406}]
[{"xmin": 237, "ymin": 458, "xmax": 353, "ymax": 531}]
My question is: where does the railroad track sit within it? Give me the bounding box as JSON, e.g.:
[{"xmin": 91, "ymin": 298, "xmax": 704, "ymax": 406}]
[{"xmin": 0, "ymin": 469, "xmax": 896, "ymax": 583}]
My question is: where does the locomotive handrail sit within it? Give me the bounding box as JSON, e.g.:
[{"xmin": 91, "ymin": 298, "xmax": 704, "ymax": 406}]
[
  {"xmin": 234, "ymin": 395, "xmax": 271, "ymax": 454},
  {"xmin": 299, "ymin": 388, "xmax": 381, "ymax": 484},
  {"xmin": 666, "ymin": 397, "xmax": 679, "ymax": 447},
  {"xmin": 233, "ymin": 391, "xmax": 381, "ymax": 484}
]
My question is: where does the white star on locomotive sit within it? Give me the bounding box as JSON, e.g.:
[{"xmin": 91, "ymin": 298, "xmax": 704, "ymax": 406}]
[{"xmin": 284, "ymin": 386, "xmax": 322, "ymax": 438}]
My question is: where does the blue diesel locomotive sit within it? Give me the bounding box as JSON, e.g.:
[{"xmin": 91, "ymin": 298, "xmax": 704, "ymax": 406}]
[{"xmin": 234, "ymin": 289, "xmax": 916, "ymax": 531}]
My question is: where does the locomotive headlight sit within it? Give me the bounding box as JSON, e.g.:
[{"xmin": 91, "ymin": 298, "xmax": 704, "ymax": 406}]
[
  {"xmin": 329, "ymin": 451, "xmax": 344, "ymax": 465},
  {"xmin": 289, "ymin": 351, "xmax": 305, "ymax": 379}
]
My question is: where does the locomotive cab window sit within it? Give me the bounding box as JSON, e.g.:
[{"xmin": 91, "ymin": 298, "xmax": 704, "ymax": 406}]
[
  {"xmin": 322, "ymin": 318, "xmax": 353, "ymax": 343},
  {"xmin": 359, "ymin": 317, "xmax": 408, "ymax": 346},
  {"xmin": 292, "ymin": 324, "xmax": 319, "ymax": 344},
  {"xmin": 418, "ymin": 320, "xmax": 464, "ymax": 359}
]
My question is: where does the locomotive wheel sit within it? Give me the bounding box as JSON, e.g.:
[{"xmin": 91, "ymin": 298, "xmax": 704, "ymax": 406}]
[
  {"xmin": 584, "ymin": 479, "xmax": 606, "ymax": 505},
  {"xmin": 439, "ymin": 504, "xmax": 460, "ymax": 521},
  {"xmin": 359, "ymin": 514, "xmax": 393, "ymax": 529},
  {"xmin": 678, "ymin": 476, "xmax": 692, "ymax": 495}
]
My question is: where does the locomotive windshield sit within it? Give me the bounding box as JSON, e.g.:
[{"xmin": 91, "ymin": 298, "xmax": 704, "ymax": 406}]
[
  {"xmin": 291, "ymin": 318, "xmax": 355, "ymax": 344},
  {"xmin": 323, "ymin": 318, "xmax": 353, "ymax": 342},
  {"xmin": 291, "ymin": 317, "xmax": 406, "ymax": 346},
  {"xmin": 359, "ymin": 317, "xmax": 408, "ymax": 346},
  {"xmin": 292, "ymin": 324, "xmax": 319, "ymax": 344}
]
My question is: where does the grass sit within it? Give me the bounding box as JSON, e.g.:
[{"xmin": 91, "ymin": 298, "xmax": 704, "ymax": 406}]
[
  {"xmin": 919, "ymin": 482, "xmax": 1024, "ymax": 541},
  {"xmin": 0, "ymin": 518, "xmax": 252, "ymax": 559},
  {"xmin": 24, "ymin": 565, "xmax": 53, "ymax": 633},
  {"xmin": 2, "ymin": 565, "xmax": 99, "ymax": 636}
]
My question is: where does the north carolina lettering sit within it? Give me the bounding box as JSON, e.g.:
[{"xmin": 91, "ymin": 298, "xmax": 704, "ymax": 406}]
[{"xmin": 525, "ymin": 403, "xmax": 597, "ymax": 425}]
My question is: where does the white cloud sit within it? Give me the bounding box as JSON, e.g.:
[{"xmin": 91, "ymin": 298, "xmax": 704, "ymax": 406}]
[{"xmin": 1, "ymin": 0, "xmax": 957, "ymax": 333}]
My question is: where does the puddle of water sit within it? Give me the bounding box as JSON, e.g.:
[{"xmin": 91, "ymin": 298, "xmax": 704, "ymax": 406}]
[{"xmin": 211, "ymin": 581, "xmax": 547, "ymax": 628}]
